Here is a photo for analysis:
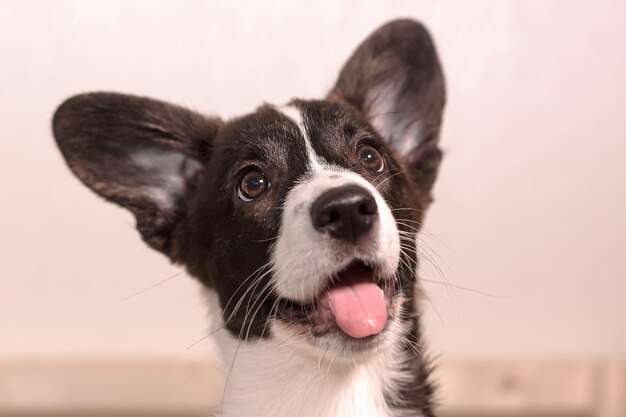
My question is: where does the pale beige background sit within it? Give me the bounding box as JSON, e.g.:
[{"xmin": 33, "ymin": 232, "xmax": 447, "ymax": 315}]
[{"xmin": 1, "ymin": 0, "xmax": 625, "ymax": 360}]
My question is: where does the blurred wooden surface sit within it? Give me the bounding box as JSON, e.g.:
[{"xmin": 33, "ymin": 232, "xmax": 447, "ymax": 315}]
[
  {"xmin": 0, "ymin": 358, "xmax": 623, "ymax": 417},
  {"xmin": 0, "ymin": 358, "xmax": 222, "ymax": 417}
]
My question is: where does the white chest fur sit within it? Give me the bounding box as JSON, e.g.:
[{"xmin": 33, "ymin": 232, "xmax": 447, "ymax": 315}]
[{"xmin": 213, "ymin": 330, "xmax": 418, "ymax": 417}]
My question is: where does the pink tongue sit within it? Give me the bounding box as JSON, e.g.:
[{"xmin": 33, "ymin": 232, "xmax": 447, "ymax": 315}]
[{"xmin": 321, "ymin": 264, "xmax": 388, "ymax": 339}]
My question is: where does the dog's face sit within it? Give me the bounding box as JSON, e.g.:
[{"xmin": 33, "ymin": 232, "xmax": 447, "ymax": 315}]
[
  {"xmin": 192, "ymin": 100, "xmax": 418, "ymax": 356},
  {"xmin": 53, "ymin": 20, "xmax": 445, "ymax": 359}
]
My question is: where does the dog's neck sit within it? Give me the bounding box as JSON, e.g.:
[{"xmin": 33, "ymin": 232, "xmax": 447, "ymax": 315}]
[
  {"xmin": 211, "ymin": 302, "xmax": 431, "ymax": 417},
  {"xmin": 214, "ymin": 334, "xmax": 414, "ymax": 417}
]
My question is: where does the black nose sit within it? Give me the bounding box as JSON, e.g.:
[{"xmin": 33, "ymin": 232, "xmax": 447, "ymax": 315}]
[{"xmin": 311, "ymin": 185, "xmax": 378, "ymax": 242}]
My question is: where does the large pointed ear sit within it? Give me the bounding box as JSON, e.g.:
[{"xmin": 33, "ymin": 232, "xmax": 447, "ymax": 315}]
[
  {"xmin": 329, "ymin": 19, "xmax": 446, "ymax": 206},
  {"xmin": 53, "ymin": 92, "xmax": 222, "ymax": 258}
]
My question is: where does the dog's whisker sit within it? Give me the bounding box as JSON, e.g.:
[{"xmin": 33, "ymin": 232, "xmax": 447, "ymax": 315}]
[
  {"xmin": 416, "ymin": 237, "xmax": 449, "ymax": 269},
  {"xmin": 224, "ymin": 266, "xmax": 274, "ymax": 328},
  {"xmin": 243, "ymin": 282, "xmax": 276, "ymax": 342},
  {"xmin": 120, "ymin": 270, "xmax": 184, "ymax": 301},
  {"xmin": 278, "ymin": 329, "xmax": 300, "ymax": 347},
  {"xmin": 401, "ymin": 337, "xmax": 423, "ymax": 357},
  {"xmin": 235, "ymin": 278, "xmax": 273, "ymax": 341},
  {"xmin": 397, "ymin": 252, "xmax": 415, "ymax": 275},
  {"xmin": 184, "ymin": 332, "xmax": 214, "ymax": 351},
  {"xmin": 415, "ymin": 246, "xmax": 456, "ymax": 300},
  {"xmin": 396, "ymin": 231, "xmax": 453, "ymax": 298},
  {"xmin": 397, "ymin": 220, "xmax": 454, "ymax": 250},
  {"xmin": 317, "ymin": 346, "xmax": 330, "ymax": 371},
  {"xmin": 371, "ymin": 167, "xmax": 401, "ymax": 187},
  {"xmin": 374, "ymin": 170, "xmax": 404, "ymax": 190},
  {"xmin": 391, "ymin": 207, "xmax": 426, "ymax": 213},
  {"xmin": 257, "ymin": 297, "xmax": 282, "ymax": 343},
  {"xmin": 251, "ymin": 236, "xmax": 279, "ymax": 243},
  {"xmin": 421, "ymin": 278, "xmax": 511, "ymax": 299},
  {"xmin": 395, "ymin": 220, "xmax": 422, "ymax": 231},
  {"xmin": 220, "ymin": 337, "xmax": 244, "ymax": 411},
  {"xmin": 395, "ymin": 216, "xmax": 423, "ymax": 222},
  {"xmin": 396, "ymin": 225, "xmax": 422, "ymax": 236},
  {"xmin": 219, "ymin": 262, "xmax": 272, "ymax": 325},
  {"xmin": 420, "ymin": 288, "xmax": 445, "ymax": 325},
  {"xmin": 242, "ymin": 277, "xmax": 269, "ymax": 327}
]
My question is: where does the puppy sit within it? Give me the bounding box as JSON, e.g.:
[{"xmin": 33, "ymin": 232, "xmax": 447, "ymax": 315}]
[{"xmin": 53, "ymin": 19, "xmax": 445, "ymax": 417}]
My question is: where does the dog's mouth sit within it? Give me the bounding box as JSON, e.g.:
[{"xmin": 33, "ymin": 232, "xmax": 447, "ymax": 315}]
[{"xmin": 277, "ymin": 261, "xmax": 396, "ymax": 340}]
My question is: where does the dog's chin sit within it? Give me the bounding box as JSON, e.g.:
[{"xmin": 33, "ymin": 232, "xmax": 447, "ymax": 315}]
[{"xmin": 274, "ymin": 260, "xmax": 401, "ymax": 358}]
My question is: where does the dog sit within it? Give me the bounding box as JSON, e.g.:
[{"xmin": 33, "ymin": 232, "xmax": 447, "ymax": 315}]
[{"xmin": 52, "ymin": 19, "xmax": 445, "ymax": 417}]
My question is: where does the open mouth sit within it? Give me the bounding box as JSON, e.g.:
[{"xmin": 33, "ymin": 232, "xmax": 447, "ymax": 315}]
[{"xmin": 277, "ymin": 261, "xmax": 396, "ymax": 339}]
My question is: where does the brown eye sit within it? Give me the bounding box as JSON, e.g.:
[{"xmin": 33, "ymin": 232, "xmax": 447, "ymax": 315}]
[
  {"xmin": 358, "ymin": 145, "xmax": 385, "ymax": 173},
  {"xmin": 238, "ymin": 170, "xmax": 269, "ymax": 201}
]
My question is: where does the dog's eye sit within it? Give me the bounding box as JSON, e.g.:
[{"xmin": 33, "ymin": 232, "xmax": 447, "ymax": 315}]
[
  {"xmin": 358, "ymin": 145, "xmax": 385, "ymax": 173},
  {"xmin": 238, "ymin": 170, "xmax": 269, "ymax": 201}
]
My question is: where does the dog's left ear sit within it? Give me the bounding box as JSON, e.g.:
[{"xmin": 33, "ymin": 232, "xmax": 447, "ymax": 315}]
[
  {"xmin": 329, "ymin": 19, "xmax": 446, "ymax": 206},
  {"xmin": 53, "ymin": 92, "xmax": 222, "ymax": 259}
]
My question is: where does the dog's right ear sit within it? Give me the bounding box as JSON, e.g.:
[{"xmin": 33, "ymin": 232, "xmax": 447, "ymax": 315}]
[
  {"xmin": 53, "ymin": 92, "xmax": 222, "ymax": 259},
  {"xmin": 329, "ymin": 19, "xmax": 445, "ymax": 208}
]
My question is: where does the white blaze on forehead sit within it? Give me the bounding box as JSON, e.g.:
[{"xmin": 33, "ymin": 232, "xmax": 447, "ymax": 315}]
[
  {"xmin": 275, "ymin": 104, "xmax": 324, "ymax": 172},
  {"xmin": 272, "ymin": 103, "xmax": 400, "ymax": 303}
]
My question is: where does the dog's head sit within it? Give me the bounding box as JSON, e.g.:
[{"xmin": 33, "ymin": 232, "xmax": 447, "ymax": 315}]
[{"xmin": 53, "ymin": 20, "xmax": 445, "ymax": 359}]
